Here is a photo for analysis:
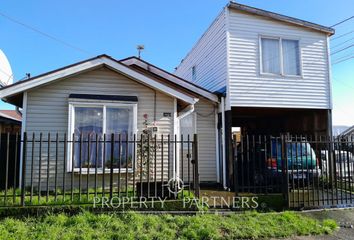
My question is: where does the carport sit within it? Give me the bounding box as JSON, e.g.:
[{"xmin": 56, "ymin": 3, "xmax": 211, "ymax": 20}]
[
  {"xmin": 221, "ymin": 106, "xmax": 332, "ymax": 190},
  {"xmin": 230, "ymin": 107, "xmax": 331, "ymax": 136}
]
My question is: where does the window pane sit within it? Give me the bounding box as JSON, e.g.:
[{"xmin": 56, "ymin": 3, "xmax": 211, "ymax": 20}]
[
  {"xmin": 261, "ymin": 38, "xmax": 280, "ymax": 74},
  {"xmin": 106, "ymin": 107, "xmax": 134, "ymax": 169},
  {"xmin": 106, "ymin": 108, "xmax": 132, "ymax": 136},
  {"xmin": 282, "ymin": 40, "xmax": 300, "ymax": 75},
  {"xmin": 74, "ymin": 107, "xmax": 103, "ymax": 168}
]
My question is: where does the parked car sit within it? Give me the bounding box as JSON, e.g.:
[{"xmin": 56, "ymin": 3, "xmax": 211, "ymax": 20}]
[
  {"xmin": 321, "ymin": 150, "xmax": 354, "ymax": 180},
  {"xmin": 268, "ymin": 140, "xmax": 321, "ymax": 183},
  {"xmin": 236, "ymin": 138, "xmax": 320, "ymax": 189}
]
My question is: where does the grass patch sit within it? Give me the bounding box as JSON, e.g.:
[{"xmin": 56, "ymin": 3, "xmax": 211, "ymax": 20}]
[
  {"xmin": 0, "ymin": 211, "xmax": 337, "ymax": 239},
  {"xmin": 0, "ymin": 188, "xmax": 195, "ymax": 208}
]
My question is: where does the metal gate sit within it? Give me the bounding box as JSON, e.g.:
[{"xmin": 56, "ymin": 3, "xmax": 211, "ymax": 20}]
[
  {"xmin": 233, "ymin": 135, "xmax": 354, "ymax": 209},
  {"xmin": 286, "ymin": 136, "xmax": 354, "ymax": 209}
]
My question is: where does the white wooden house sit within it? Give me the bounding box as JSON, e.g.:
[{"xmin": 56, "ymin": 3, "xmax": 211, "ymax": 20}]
[
  {"xmin": 0, "ymin": 55, "xmax": 219, "ymax": 191},
  {"xmin": 175, "ymin": 2, "xmax": 335, "ymax": 187}
]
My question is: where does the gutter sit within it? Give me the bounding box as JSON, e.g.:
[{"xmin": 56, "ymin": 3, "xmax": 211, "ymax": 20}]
[{"xmin": 221, "ymin": 97, "xmax": 227, "ymax": 189}]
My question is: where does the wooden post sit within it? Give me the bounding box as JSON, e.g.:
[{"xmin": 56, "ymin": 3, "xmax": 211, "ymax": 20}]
[
  {"xmin": 21, "ymin": 132, "xmax": 27, "ymax": 206},
  {"xmin": 281, "ymin": 135, "xmax": 290, "ymax": 208},
  {"xmin": 225, "ymin": 110, "xmax": 233, "ymax": 189},
  {"xmin": 233, "ymin": 134, "xmax": 238, "ymax": 196}
]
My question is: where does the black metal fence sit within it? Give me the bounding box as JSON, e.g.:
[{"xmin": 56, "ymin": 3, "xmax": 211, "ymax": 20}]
[
  {"xmin": 0, "ymin": 133, "xmax": 199, "ymax": 207},
  {"xmin": 233, "ymin": 135, "xmax": 354, "ymax": 209}
]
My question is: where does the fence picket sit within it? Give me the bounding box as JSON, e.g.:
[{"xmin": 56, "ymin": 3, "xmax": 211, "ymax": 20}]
[{"xmin": 0, "ymin": 132, "xmax": 196, "ymax": 207}]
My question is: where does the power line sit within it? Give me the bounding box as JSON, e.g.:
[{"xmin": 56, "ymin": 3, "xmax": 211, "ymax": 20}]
[
  {"xmin": 331, "ymin": 44, "xmax": 354, "ymax": 55},
  {"xmin": 331, "ymin": 37, "xmax": 354, "ymax": 49},
  {"xmin": 331, "ymin": 30, "xmax": 354, "ymax": 41},
  {"xmin": 331, "ymin": 16, "xmax": 354, "ymax": 28},
  {"xmin": 0, "ymin": 11, "xmax": 92, "ymax": 56},
  {"xmin": 333, "ymin": 51, "xmax": 354, "ymax": 62},
  {"xmin": 332, "ymin": 56, "xmax": 354, "ymax": 65}
]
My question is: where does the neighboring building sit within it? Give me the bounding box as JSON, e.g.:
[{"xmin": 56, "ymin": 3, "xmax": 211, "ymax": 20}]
[
  {"xmin": 0, "ymin": 54, "xmax": 219, "ymax": 188},
  {"xmin": 337, "ymin": 125, "xmax": 354, "ymax": 139},
  {"xmin": 175, "ymin": 2, "xmax": 334, "ymax": 186},
  {"xmin": 0, "ymin": 110, "xmax": 21, "ymax": 134},
  {"xmin": 333, "ymin": 125, "xmax": 350, "ymax": 137}
]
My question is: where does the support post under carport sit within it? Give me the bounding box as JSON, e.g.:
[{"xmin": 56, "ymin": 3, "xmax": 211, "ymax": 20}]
[
  {"xmin": 224, "ymin": 110, "xmax": 233, "ymax": 190},
  {"xmin": 327, "ymin": 109, "xmax": 333, "ymax": 137}
]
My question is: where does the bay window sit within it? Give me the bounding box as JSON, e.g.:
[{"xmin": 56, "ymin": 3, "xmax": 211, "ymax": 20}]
[
  {"xmin": 68, "ymin": 102, "xmax": 137, "ymax": 172},
  {"xmin": 260, "ymin": 37, "xmax": 301, "ymax": 76}
]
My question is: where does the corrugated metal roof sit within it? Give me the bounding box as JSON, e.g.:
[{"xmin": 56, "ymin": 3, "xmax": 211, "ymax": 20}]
[{"xmin": 0, "ymin": 110, "xmax": 22, "ymax": 122}]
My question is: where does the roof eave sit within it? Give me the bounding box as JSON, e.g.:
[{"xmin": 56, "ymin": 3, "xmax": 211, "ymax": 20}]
[
  {"xmin": 227, "ymin": 2, "xmax": 335, "ymax": 36},
  {"xmin": 120, "ymin": 57, "xmax": 219, "ymax": 103},
  {"xmin": 0, "ymin": 56, "xmax": 198, "ymax": 105}
]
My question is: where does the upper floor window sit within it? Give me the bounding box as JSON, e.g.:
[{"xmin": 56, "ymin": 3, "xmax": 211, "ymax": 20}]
[
  {"xmin": 191, "ymin": 66, "xmax": 197, "ymax": 81},
  {"xmin": 260, "ymin": 37, "xmax": 301, "ymax": 76}
]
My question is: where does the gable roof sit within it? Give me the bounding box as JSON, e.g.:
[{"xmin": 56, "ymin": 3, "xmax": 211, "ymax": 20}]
[
  {"xmin": 120, "ymin": 56, "xmax": 219, "ymax": 102},
  {"xmin": 228, "ymin": 2, "xmax": 335, "ymax": 35},
  {"xmin": 338, "ymin": 125, "xmax": 354, "ymax": 138},
  {"xmin": 0, "ymin": 54, "xmax": 206, "ymax": 106}
]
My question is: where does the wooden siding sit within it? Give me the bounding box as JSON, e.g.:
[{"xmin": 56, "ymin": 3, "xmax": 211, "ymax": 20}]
[
  {"xmin": 179, "ymin": 99, "xmax": 217, "ymax": 182},
  {"xmin": 26, "ymin": 67, "xmax": 174, "ymax": 135},
  {"xmin": 174, "ymin": 9, "xmax": 227, "ymax": 93},
  {"xmin": 228, "ymin": 9, "xmax": 331, "ymax": 109},
  {"xmin": 195, "ymin": 98, "xmax": 217, "ymax": 182},
  {"xmin": 24, "ymin": 67, "xmax": 175, "ymax": 188}
]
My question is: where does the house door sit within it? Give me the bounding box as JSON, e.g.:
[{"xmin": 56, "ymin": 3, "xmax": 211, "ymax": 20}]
[{"xmin": 179, "ymin": 113, "xmax": 196, "ymax": 183}]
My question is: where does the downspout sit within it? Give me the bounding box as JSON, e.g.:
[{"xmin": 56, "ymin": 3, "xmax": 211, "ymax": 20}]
[
  {"xmin": 16, "ymin": 106, "xmax": 22, "ymax": 116},
  {"xmin": 178, "ymin": 104, "xmax": 195, "ymax": 120},
  {"xmin": 221, "ymin": 97, "xmax": 227, "ymax": 189},
  {"xmin": 215, "ymin": 106, "xmax": 220, "ymax": 183}
]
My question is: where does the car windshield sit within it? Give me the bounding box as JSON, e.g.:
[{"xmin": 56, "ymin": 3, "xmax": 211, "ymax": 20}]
[{"xmin": 288, "ymin": 143, "xmax": 312, "ymax": 157}]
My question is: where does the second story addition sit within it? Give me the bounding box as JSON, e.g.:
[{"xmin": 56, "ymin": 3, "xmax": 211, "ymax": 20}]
[{"xmin": 175, "ymin": 2, "xmax": 335, "ymax": 110}]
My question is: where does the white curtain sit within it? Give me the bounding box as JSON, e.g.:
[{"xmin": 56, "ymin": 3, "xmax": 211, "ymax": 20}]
[
  {"xmin": 261, "ymin": 38, "xmax": 280, "ymax": 74},
  {"xmin": 282, "ymin": 39, "xmax": 300, "ymax": 75},
  {"xmin": 106, "ymin": 107, "xmax": 133, "ymax": 168},
  {"xmin": 74, "ymin": 107, "xmax": 103, "ymax": 168},
  {"xmin": 106, "ymin": 107, "xmax": 131, "ymax": 137}
]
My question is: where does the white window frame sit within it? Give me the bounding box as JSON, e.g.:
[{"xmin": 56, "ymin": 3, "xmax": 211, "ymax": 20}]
[
  {"xmin": 67, "ymin": 101, "xmax": 138, "ymax": 174},
  {"xmin": 259, "ymin": 36, "xmax": 302, "ymax": 77}
]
